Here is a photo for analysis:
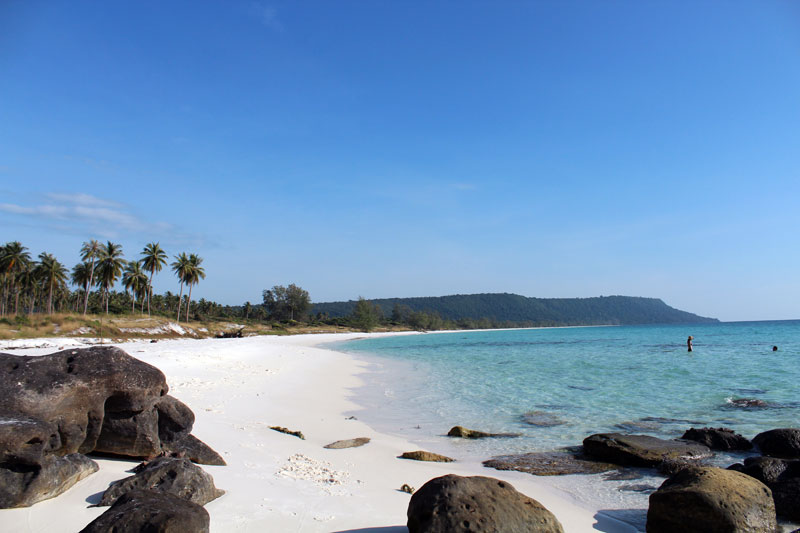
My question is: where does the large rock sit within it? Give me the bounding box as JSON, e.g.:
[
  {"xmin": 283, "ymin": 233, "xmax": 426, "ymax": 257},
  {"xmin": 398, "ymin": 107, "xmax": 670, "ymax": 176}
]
[
  {"xmin": 681, "ymin": 427, "xmax": 752, "ymax": 451},
  {"xmin": 401, "ymin": 451, "xmax": 454, "ymax": 463},
  {"xmin": 162, "ymin": 433, "xmax": 226, "ymax": 466},
  {"xmin": 97, "ymin": 457, "xmax": 224, "ymax": 507},
  {"xmin": 752, "ymin": 428, "xmax": 800, "ymax": 458},
  {"xmin": 647, "ymin": 467, "xmax": 776, "ymax": 533},
  {"xmin": 484, "ymin": 451, "xmax": 619, "ymax": 476},
  {"xmin": 0, "ymin": 452, "xmax": 98, "ymax": 508},
  {"xmin": 729, "ymin": 456, "xmax": 800, "ymax": 521},
  {"xmin": 407, "ymin": 474, "xmax": 564, "ymax": 533},
  {"xmin": 583, "ymin": 433, "xmax": 711, "ymax": 467},
  {"xmin": 80, "ymin": 489, "xmax": 209, "ymax": 533}
]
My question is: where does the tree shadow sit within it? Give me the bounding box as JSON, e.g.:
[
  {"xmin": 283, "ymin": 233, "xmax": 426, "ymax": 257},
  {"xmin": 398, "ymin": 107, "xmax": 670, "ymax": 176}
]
[{"xmin": 331, "ymin": 527, "xmax": 407, "ymax": 533}]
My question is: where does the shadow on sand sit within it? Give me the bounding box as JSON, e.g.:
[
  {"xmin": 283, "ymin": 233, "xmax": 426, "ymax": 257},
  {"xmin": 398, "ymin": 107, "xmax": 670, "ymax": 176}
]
[
  {"xmin": 594, "ymin": 509, "xmax": 647, "ymax": 532},
  {"xmin": 332, "ymin": 527, "xmax": 407, "ymax": 533}
]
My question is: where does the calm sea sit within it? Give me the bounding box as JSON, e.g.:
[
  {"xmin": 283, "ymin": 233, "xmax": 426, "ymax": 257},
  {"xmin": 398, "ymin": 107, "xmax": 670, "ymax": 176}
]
[{"xmin": 332, "ymin": 321, "xmax": 800, "ymax": 530}]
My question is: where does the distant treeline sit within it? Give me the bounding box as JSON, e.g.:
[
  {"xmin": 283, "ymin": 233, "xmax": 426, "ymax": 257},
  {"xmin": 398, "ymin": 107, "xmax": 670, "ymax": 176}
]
[{"xmin": 311, "ymin": 293, "xmax": 719, "ymax": 327}]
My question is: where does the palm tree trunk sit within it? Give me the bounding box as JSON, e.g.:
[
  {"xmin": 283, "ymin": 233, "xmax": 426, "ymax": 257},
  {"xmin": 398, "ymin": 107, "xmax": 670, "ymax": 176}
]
[
  {"xmin": 176, "ymin": 283, "xmax": 184, "ymax": 322},
  {"xmin": 105, "ymin": 287, "xmax": 109, "ymax": 315},
  {"xmin": 83, "ymin": 258, "xmax": 95, "ymax": 316},
  {"xmin": 13, "ymin": 282, "xmax": 20, "ymax": 315},
  {"xmin": 48, "ymin": 279, "xmax": 54, "ymax": 315},
  {"xmin": 185, "ymin": 284, "xmax": 193, "ymax": 322},
  {"xmin": 147, "ymin": 271, "xmax": 154, "ymax": 316}
]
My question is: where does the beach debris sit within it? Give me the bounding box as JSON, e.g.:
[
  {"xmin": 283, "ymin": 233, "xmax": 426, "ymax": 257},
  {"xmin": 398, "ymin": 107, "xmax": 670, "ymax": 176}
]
[
  {"xmin": 400, "ymin": 483, "xmax": 415, "ymax": 494},
  {"xmin": 277, "ymin": 454, "xmax": 349, "ymax": 494},
  {"xmin": 484, "ymin": 451, "xmax": 618, "ymax": 476},
  {"xmin": 728, "ymin": 455, "xmax": 800, "ymax": 521},
  {"xmin": 323, "ymin": 437, "xmax": 370, "ymax": 449},
  {"xmin": 345, "ymin": 415, "xmax": 357, "ymax": 420},
  {"xmin": 520, "ymin": 410, "xmax": 567, "ymax": 427},
  {"xmin": 215, "ymin": 328, "xmax": 244, "ymax": 339},
  {"xmin": 95, "ymin": 457, "xmax": 224, "ymax": 507},
  {"xmin": 647, "ymin": 467, "xmax": 776, "ymax": 533},
  {"xmin": 270, "ymin": 426, "xmax": 305, "ymax": 440},
  {"xmin": 80, "ymin": 489, "xmax": 210, "ymax": 533},
  {"xmin": 400, "ymin": 451, "xmax": 454, "ymax": 463},
  {"xmin": 681, "ymin": 427, "xmax": 753, "ymax": 451},
  {"xmin": 446, "ymin": 425, "xmax": 521, "ymax": 439},
  {"xmin": 407, "ymin": 474, "xmax": 564, "ymax": 533},
  {"xmin": 752, "ymin": 428, "xmax": 800, "ymax": 459},
  {"xmin": 582, "ymin": 433, "xmax": 712, "ymax": 468}
]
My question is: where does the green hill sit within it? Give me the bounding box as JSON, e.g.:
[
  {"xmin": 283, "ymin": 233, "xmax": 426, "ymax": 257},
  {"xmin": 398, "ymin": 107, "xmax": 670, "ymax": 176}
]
[{"xmin": 311, "ymin": 293, "xmax": 718, "ymax": 326}]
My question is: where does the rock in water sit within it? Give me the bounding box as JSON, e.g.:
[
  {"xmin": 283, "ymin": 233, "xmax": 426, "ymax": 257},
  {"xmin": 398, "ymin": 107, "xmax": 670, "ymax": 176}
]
[
  {"xmin": 520, "ymin": 411, "xmax": 566, "ymax": 427},
  {"xmin": 728, "ymin": 456, "xmax": 800, "ymax": 521},
  {"xmin": 647, "ymin": 467, "xmax": 776, "ymax": 533},
  {"xmin": 447, "ymin": 426, "xmax": 520, "ymax": 439},
  {"xmin": 80, "ymin": 489, "xmax": 209, "ymax": 533},
  {"xmin": 582, "ymin": 433, "xmax": 711, "ymax": 467},
  {"xmin": 400, "ymin": 451, "xmax": 454, "ymax": 463},
  {"xmin": 681, "ymin": 427, "xmax": 753, "ymax": 451},
  {"xmin": 484, "ymin": 451, "xmax": 618, "ymax": 476},
  {"xmin": 753, "ymin": 428, "xmax": 800, "ymax": 459},
  {"xmin": 97, "ymin": 457, "xmax": 224, "ymax": 507},
  {"xmin": 407, "ymin": 474, "xmax": 564, "ymax": 533},
  {"xmin": 323, "ymin": 437, "xmax": 370, "ymax": 449}
]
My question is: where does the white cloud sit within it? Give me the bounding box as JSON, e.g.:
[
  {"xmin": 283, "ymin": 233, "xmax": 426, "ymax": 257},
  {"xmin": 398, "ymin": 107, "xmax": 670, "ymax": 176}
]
[{"xmin": 44, "ymin": 192, "xmax": 121, "ymax": 208}]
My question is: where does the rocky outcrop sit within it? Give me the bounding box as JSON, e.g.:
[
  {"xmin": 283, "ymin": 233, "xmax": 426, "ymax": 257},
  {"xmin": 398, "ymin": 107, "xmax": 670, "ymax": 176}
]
[
  {"xmin": 582, "ymin": 433, "xmax": 711, "ymax": 468},
  {"xmin": 728, "ymin": 456, "xmax": 800, "ymax": 521},
  {"xmin": 681, "ymin": 427, "xmax": 752, "ymax": 451},
  {"xmin": 647, "ymin": 467, "xmax": 776, "ymax": 533},
  {"xmin": 407, "ymin": 474, "xmax": 564, "ymax": 533},
  {"xmin": 80, "ymin": 489, "xmax": 210, "ymax": 533},
  {"xmin": 447, "ymin": 426, "xmax": 520, "ymax": 439},
  {"xmin": 97, "ymin": 457, "xmax": 224, "ymax": 507},
  {"xmin": 324, "ymin": 437, "xmax": 370, "ymax": 449},
  {"xmin": 752, "ymin": 428, "xmax": 800, "ymax": 458},
  {"xmin": 400, "ymin": 451, "xmax": 454, "ymax": 462},
  {"xmin": 0, "ymin": 347, "xmax": 224, "ymax": 509},
  {"xmin": 484, "ymin": 451, "xmax": 618, "ymax": 476}
]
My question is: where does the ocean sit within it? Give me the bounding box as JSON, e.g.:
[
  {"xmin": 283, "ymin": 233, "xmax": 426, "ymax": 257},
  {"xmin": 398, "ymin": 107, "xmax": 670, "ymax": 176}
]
[{"xmin": 332, "ymin": 321, "xmax": 800, "ymax": 530}]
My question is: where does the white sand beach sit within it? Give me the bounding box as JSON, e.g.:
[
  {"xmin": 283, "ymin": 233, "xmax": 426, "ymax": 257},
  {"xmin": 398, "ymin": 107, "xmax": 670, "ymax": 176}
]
[{"xmin": 0, "ymin": 333, "xmax": 637, "ymax": 532}]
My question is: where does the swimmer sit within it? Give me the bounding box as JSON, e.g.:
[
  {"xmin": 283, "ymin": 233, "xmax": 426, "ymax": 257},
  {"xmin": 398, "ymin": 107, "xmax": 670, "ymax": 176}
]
[
  {"xmin": 773, "ymin": 346, "xmax": 778, "ymax": 352},
  {"xmin": 688, "ymin": 336, "xmax": 693, "ymax": 352}
]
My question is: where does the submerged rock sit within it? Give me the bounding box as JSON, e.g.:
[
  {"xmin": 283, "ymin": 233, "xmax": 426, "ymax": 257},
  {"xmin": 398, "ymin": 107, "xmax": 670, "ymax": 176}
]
[
  {"xmin": 323, "ymin": 437, "xmax": 370, "ymax": 449},
  {"xmin": 582, "ymin": 433, "xmax": 711, "ymax": 468},
  {"xmin": 407, "ymin": 474, "xmax": 564, "ymax": 533},
  {"xmin": 753, "ymin": 428, "xmax": 800, "ymax": 459},
  {"xmin": 520, "ymin": 411, "xmax": 566, "ymax": 427},
  {"xmin": 80, "ymin": 489, "xmax": 209, "ymax": 533},
  {"xmin": 681, "ymin": 427, "xmax": 753, "ymax": 451},
  {"xmin": 447, "ymin": 426, "xmax": 520, "ymax": 439},
  {"xmin": 400, "ymin": 451, "xmax": 454, "ymax": 463},
  {"xmin": 725, "ymin": 398, "xmax": 770, "ymax": 409},
  {"xmin": 483, "ymin": 451, "xmax": 618, "ymax": 476},
  {"xmin": 647, "ymin": 467, "xmax": 776, "ymax": 533}
]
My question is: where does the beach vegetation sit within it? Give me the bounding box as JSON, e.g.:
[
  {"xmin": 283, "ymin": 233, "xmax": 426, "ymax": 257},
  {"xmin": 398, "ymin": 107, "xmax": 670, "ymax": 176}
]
[
  {"xmin": 352, "ymin": 297, "xmax": 382, "ymax": 332},
  {"xmin": 262, "ymin": 284, "xmax": 311, "ymax": 322}
]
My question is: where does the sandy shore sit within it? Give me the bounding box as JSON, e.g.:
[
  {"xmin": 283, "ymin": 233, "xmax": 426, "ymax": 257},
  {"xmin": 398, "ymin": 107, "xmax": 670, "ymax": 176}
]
[{"xmin": 0, "ymin": 333, "xmax": 637, "ymax": 532}]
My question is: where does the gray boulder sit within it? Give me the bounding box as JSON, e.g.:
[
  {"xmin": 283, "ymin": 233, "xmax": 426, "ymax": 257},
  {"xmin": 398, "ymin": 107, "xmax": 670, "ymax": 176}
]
[
  {"xmin": 324, "ymin": 437, "xmax": 371, "ymax": 449},
  {"xmin": 753, "ymin": 428, "xmax": 800, "ymax": 458},
  {"xmin": 583, "ymin": 433, "xmax": 711, "ymax": 467},
  {"xmin": 97, "ymin": 457, "xmax": 224, "ymax": 507},
  {"xmin": 0, "ymin": 452, "xmax": 98, "ymax": 508},
  {"xmin": 647, "ymin": 467, "xmax": 776, "ymax": 533},
  {"xmin": 407, "ymin": 474, "xmax": 564, "ymax": 533},
  {"xmin": 447, "ymin": 426, "xmax": 520, "ymax": 439},
  {"xmin": 80, "ymin": 489, "xmax": 209, "ymax": 533},
  {"xmin": 681, "ymin": 427, "xmax": 752, "ymax": 451}
]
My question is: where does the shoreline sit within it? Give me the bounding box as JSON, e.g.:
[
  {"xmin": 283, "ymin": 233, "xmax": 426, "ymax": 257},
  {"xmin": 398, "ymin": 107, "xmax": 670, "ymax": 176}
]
[{"xmin": 0, "ymin": 333, "xmax": 636, "ymax": 532}]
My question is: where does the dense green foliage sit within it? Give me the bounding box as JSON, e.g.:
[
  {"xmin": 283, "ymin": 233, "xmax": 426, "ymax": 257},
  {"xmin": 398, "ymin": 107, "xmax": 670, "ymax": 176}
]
[{"xmin": 312, "ymin": 293, "xmax": 718, "ymax": 327}]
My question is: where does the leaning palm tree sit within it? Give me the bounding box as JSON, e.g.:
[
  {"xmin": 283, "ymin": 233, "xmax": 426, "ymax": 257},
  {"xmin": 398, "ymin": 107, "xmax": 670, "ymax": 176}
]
[
  {"xmin": 80, "ymin": 240, "xmax": 101, "ymax": 315},
  {"xmin": 0, "ymin": 241, "xmax": 32, "ymax": 315},
  {"xmin": 184, "ymin": 253, "xmax": 206, "ymax": 322},
  {"xmin": 140, "ymin": 242, "xmax": 167, "ymax": 316},
  {"xmin": 95, "ymin": 241, "xmax": 124, "ymax": 315},
  {"xmin": 121, "ymin": 260, "xmax": 148, "ymax": 313},
  {"xmin": 35, "ymin": 252, "xmax": 68, "ymax": 315},
  {"xmin": 171, "ymin": 252, "xmax": 191, "ymax": 322}
]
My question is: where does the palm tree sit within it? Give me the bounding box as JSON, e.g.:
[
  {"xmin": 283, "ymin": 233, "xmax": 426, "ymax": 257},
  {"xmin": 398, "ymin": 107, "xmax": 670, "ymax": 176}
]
[
  {"xmin": 184, "ymin": 253, "xmax": 206, "ymax": 322},
  {"xmin": 140, "ymin": 242, "xmax": 167, "ymax": 316},
  {"xmin": 96, "ymin": 241, "xmax": 124, "ymax": 314},
  {"xmin": 17, "ymin": 264, "xmax": 38, "ymax": 316},
  {"xmin": 35, "ymin": 253, "xmax": 68, "ymax": 314},
  {"xmin": 122, "ymin": 260, "xmax": 148, "ymax": 313},
  {"xmin": 171, "ymin": 253, "xmax": 191, "ymax": 322},
  {"xmin": 71, "ymin": 262, "xmax": 92, "ymax": 313},
  {"xmin": 0, "ymin": 241, "xmax": 32, "ymax": 315},
  {"xmin": 80, "ymin": 240, "xmax": 101, "ymax": 315}
]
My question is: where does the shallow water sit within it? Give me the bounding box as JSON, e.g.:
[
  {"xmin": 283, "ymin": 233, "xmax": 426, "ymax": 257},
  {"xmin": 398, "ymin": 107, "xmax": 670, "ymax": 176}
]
[{"xmin": 332, "ymin": 321, "xmax": 800, "ymax": 530}]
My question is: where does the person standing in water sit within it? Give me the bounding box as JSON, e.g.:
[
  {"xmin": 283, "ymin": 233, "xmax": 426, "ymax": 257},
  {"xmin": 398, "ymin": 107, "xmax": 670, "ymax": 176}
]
[{"xmin": 687, "ymin": 336, "xmax": 693, "ymax": 352}]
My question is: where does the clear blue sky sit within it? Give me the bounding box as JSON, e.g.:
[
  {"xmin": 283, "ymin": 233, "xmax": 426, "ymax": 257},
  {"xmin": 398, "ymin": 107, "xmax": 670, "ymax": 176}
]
[{"xmin": 2, "ymin": 1, "xmax": 799, "ymax": 321}]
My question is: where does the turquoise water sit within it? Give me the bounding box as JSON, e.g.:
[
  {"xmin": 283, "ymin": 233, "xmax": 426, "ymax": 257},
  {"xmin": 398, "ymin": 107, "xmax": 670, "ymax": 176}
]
[{"xmin": 334, "ymin": 321, "xmax": 800, "ymax": 530}]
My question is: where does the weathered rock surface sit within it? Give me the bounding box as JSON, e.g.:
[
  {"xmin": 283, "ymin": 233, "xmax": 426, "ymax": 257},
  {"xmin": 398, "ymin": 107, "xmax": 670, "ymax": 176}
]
[
  {"xmin": 162, "ymin": 433, "xmax": 226, "ymax": 466},
  {"xmin": 647, "ymin": 467, "xmax": 776, "ymax": 533},
  {"xmin": 447, "ymin": 426, "xmax": 520, "ymax": 439},
  {"xmin": 324, "ymin": 437, "xmax": 370, "ymax": 449},
  {"xmin": 583, "ymin": 433, "xmax": 711, "ymax": 467},
  {"xmin": 0, "ymin": 452, "xmax": 98, "ymax": 508},
  {"xmin": 753, "ymin": 428, "xmax": 800, "ymax": 458},
  {"xmin": 728, "ymin": 456, "xmax": 800, "ymax": 521},
  {"xmin": 80, "ymin": 489, "xmax": 210, "ymax": 533},
  {"xmin": 681, "ymin": 427, "xmax": 752, "ymax": 451},
  {"xmin": 483, "ymin": 451, "xmax": 618, "ymax": 476},
  {"xmin": 407, "ymin": 474, "xmax": 564, "ymax": 533},
  {"xmin": 400, "ymin": 451, "xmax": 454, "ymax": 462},
  {"xmin": 97, "ymin": 457, "xmax": 224, "ymax": 507}
]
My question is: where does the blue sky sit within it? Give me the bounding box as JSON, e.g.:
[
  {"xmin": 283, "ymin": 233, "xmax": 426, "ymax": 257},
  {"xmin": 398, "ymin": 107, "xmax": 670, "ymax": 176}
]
[{"xmin": 2, "ymin": 1, "xmax": 799, "ymax": 321}]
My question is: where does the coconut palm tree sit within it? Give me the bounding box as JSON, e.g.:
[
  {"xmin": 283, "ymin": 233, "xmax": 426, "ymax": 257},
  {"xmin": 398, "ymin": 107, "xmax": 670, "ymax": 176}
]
[
  {"xmin": 96, "ymin": 241, "xmax": 124, "ymax": 314},
  {"xmin": 171, "ymin": 252, "xmax": 191, "ymax": 322},
  {"xmin": 17, "ymin": 263, "xmax": 39, "ymax": 316},
  {"xmin": 71, "ymin": 262, "xmax": 92, "ymax": 313},
  {"xmin": 80, "ymin": 240, "xmax": 101, "ymax": 315},
  {"xmin": 140, "ymin": 242, "xmax": 167, "ymax": 316},
  {"xmin": 122, "ymin": 260, "xmax": 148, "ymax": 313},
  {"xmin": 0, "ymin": 241, "xmax": 32, "ymax": 315},
  {"xmin": 35, "ymin": 252, "xmax": 67, "ymax": 315},
  {"xmin": 184, "ymin": 253, "xmax": 206, "ymax": 322}
]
